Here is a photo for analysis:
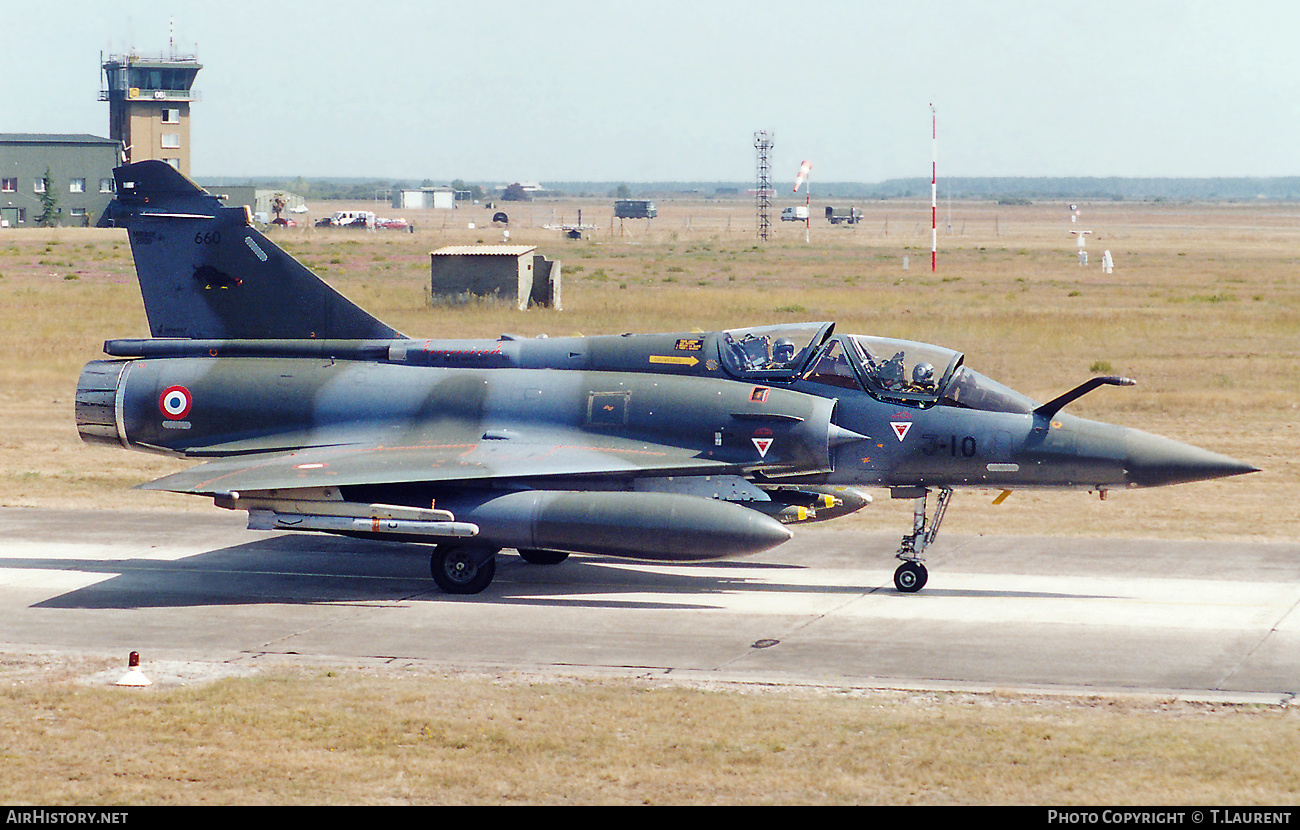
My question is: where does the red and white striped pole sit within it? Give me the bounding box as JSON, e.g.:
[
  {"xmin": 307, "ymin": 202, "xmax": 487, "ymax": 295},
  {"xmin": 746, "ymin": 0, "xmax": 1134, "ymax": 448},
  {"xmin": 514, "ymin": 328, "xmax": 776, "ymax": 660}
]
[
  {"xmin": 805, "ymin": 178, "xmax": 811, "ymax": 244},
  {"xmin": 794, "ymin": 160, "xmax": 813, "ymax": 244},
  {"xmin": 931, "ymin": 104, "xmax": 937, "ymax": 272}
]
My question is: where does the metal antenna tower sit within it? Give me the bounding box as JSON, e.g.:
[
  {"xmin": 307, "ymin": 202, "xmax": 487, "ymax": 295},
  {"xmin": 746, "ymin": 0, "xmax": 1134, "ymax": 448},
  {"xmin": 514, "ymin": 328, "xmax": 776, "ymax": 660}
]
[{"xmin": 754, "ymin": 130, "xmax": 774, "ymax": 242}]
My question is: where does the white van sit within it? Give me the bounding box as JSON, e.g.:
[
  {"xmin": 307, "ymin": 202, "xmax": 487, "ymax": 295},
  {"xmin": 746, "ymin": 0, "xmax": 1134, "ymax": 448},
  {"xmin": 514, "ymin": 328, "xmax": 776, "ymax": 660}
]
[
  {"xmin": 325, "ymin": 210, "xmax": 376, "ymax": 229},
  {"xmin": 780, "ymin": 206, "xmax": 809, "ymax": 222}
]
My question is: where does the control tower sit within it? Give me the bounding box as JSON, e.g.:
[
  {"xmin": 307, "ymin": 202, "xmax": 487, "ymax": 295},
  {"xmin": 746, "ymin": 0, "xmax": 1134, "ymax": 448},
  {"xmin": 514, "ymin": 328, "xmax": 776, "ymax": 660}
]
[{"xmin": 100, "ymin": 51, "xmax": 201, "ymax": 176}]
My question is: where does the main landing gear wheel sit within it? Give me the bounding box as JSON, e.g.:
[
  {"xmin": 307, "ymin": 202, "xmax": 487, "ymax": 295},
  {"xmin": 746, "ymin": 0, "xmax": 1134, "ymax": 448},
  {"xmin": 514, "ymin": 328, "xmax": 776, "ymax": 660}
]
[
  {"xmin": 430, "ymin": 545, "xmax": 497, "ymax": 594},
  {"xmin": 517, "ymin": 548, "xmax": 569, "ymax": 565},
  {"xmin": 894, "ymin": 561, "xmax": 928, "ymax": 593}
]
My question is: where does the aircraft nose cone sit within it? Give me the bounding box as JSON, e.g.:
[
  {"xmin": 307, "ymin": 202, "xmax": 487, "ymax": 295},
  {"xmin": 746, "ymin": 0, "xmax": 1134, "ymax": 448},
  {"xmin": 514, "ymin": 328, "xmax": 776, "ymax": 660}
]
[{"xmin": 1124, "ymin": 430, "xmax": 1260, "ymax": 487}]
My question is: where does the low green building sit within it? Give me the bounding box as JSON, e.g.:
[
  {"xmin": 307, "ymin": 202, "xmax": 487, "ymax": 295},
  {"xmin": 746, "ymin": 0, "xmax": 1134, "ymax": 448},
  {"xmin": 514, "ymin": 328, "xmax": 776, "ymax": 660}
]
[{"xmin": 0, "ymin": 134, "xmax": 122, "ymax": 227}]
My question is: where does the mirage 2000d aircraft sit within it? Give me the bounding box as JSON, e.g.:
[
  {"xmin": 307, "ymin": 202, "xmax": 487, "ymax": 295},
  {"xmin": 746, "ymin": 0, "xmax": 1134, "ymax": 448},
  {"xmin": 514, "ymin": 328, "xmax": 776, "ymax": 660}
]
[{"xmin": 77, "ymin": 161, "xmax": 1259, "ymax": 594}]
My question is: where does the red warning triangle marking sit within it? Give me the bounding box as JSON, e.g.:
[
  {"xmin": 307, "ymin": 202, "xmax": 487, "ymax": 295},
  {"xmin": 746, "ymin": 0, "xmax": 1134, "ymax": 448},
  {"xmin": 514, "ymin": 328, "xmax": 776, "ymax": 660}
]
[
  {"xmin": 752, "ymin": 437, "xmax": 773, "ymax": 457},
  {"xmin": 890, "ymin": 422, "xmax": 913, "ymax": 442}
]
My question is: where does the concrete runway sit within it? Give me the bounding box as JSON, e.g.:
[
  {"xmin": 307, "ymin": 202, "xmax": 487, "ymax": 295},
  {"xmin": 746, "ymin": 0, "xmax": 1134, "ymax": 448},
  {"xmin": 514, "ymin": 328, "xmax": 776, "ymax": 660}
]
[{"xmin": 1, "ymin": 506, "xmax": 1297, "ymax": 702}]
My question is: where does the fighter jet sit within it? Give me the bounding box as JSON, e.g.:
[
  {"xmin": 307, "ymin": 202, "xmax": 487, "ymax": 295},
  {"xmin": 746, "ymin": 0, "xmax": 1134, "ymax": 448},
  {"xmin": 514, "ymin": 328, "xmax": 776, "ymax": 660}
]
[{"xmin": 78, "ymin": 161, "xmax": 1259, "ymax": 594}]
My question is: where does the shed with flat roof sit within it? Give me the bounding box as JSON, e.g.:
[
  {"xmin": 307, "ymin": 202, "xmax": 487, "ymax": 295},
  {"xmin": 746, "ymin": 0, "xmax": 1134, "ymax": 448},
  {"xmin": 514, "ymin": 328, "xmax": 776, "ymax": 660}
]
[{"xmin": 430, "ymin": 245, "xmax": 561, "ymax": 310}]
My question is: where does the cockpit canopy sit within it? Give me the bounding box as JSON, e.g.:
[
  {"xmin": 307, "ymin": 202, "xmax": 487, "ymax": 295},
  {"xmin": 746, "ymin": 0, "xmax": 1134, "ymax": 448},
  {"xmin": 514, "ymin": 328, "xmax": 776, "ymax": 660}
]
[
  {"xmin": 718, "ymin": 322, "xmax": 833, "ymax": 381},
  {"xmin": 718, "ymin": 323, "xmax": 1037, "ymax": 414}
]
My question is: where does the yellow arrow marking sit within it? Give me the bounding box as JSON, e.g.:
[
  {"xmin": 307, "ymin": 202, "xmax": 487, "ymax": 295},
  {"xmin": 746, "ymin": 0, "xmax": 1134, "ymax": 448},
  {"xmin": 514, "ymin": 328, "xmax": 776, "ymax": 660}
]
[{"xmin": 649, "ymin": 355, "xmax": 699, "ymax": 366}]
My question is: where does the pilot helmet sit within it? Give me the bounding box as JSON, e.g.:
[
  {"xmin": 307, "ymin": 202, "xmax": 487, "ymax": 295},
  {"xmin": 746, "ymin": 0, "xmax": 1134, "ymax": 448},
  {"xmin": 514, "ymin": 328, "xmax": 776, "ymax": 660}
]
[
  {"xmin": 772, "ymin": 338, "xmax": 796, "ymax": 362},
  {"xmin": 912, "ymin": 362, "xmax": 935, "ymax": 387}
]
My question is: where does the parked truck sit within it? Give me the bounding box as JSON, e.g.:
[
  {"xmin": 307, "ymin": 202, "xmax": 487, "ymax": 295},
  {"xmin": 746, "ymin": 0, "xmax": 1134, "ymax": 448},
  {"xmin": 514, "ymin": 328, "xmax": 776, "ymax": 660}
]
[
  {"xmin": 614, "ymin": 200, "xmax": 657, "ymax": 219},
  {"xmin": 825, "ymin": 206, "xmax": 863, "ymax": 225}
]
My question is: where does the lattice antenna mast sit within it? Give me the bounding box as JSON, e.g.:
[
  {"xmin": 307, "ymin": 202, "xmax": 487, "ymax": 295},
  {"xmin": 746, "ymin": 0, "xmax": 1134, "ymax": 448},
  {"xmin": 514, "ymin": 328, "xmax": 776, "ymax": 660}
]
[{"xmin": 755, "ymin": 131, "xmax": 774, "ymax": 242}]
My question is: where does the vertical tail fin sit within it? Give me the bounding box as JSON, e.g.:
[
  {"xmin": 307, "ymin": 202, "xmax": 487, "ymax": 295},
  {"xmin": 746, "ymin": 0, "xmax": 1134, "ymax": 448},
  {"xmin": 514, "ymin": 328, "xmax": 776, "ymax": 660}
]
[{"xmin": 104, "ymin": 161, "xmax": 404, "ymax": 340}]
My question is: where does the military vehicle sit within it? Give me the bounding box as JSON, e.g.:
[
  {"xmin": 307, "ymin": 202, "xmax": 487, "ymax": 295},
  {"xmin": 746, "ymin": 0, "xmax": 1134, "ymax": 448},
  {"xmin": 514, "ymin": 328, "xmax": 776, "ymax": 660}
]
[
  {"xmin": 825, "ymin": 206, "xmax": 863, "ymax": 225},
  {"xmin": 79, "ymin": 161, "xmax": 1258, "ymax": 594},
  {"xmin": 614, "ymin": 199, "xmax": 657, "ymax": 219}
]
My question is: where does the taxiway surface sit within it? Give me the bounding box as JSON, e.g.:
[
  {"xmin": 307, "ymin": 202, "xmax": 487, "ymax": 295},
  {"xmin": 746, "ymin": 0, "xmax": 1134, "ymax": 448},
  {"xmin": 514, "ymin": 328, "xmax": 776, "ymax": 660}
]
[{"xmin": 1, "ymin": 507, "xmax": 1297, "ymax": 701}]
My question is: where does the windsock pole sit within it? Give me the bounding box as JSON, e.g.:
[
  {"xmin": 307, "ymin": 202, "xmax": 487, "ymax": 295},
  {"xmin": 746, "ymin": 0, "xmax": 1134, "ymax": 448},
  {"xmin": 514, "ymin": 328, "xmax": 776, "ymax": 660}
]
[
  {"xmin": 794, "ymin": 160, "xmax": 812, "ymax": 244},
  {"xmin": 805, "ymin": 177, "xmax": 811, "ymax": 244}
]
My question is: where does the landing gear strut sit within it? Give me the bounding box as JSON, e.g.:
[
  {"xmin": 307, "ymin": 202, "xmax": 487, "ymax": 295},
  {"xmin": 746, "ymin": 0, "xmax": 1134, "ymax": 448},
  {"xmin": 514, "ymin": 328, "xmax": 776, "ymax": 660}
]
[{"xmin": 893, "ymin": 487, "xmax": 952, "ymax": 593}]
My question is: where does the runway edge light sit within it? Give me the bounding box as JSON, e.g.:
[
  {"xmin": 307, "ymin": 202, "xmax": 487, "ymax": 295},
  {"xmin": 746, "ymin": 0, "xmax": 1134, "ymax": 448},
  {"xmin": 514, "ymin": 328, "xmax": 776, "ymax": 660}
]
[{"xmin": 115, "ymin": 651, "xmax": 152, "ymax": 687}]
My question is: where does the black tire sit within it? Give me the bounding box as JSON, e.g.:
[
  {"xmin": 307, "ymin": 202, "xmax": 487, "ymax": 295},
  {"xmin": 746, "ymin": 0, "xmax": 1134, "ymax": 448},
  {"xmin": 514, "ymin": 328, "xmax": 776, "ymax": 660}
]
[
  {"xmin": 517, "ymin": 548, "xmax": 569, "ymax": 565},
  {"xmin": 430, "ymin": 546, "xmax": 497, "ymax": 594},
  {"xmin": 894, "ymin": 561, "xmax": 928, "ymax": 593}
]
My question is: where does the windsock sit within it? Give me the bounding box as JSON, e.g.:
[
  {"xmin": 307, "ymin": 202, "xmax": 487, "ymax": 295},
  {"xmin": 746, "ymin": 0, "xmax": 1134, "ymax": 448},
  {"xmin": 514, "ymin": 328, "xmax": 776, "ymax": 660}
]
[{"xmin": 794, "ymin": 160, "xmax": 812, "ymax": 192}]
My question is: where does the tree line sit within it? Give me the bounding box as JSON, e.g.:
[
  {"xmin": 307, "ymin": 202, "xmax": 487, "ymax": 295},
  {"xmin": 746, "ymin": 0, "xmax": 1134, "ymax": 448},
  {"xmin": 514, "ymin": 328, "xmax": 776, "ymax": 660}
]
[{"xmin": 194, "ymin": 176, "xmax": 1300, "ymax": 202}]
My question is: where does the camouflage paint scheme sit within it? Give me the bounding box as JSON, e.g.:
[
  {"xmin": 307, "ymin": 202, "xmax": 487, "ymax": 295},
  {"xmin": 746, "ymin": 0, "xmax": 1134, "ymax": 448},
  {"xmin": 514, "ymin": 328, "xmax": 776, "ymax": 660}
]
[{"xmin": 77, "ymin": 162, "xmax": 1258, "ymax": 594}]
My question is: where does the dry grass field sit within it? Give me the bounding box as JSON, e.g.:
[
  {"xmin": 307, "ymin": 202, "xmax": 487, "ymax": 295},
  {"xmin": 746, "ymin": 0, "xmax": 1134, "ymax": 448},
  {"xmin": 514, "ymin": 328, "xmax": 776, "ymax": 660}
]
[
  {"xmin": 1, "ymin": 196, "xmax": 1297, "ymax": 804},
  {"xmin": 1, "ymin": 659, "xmax": 1297, "ymax": 806}
]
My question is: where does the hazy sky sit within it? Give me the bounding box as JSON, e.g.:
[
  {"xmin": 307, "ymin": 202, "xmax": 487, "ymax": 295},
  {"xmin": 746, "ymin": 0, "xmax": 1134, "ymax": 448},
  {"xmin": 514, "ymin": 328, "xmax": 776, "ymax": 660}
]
[{"xmin": 10, "ymin": 1, "xmax": 1300, "ymax": 182}]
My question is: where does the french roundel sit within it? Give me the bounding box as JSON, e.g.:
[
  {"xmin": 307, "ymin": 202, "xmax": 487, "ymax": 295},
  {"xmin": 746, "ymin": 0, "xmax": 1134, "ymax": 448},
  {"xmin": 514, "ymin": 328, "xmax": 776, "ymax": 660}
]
[{"xmin": 159, "ymin": 386, "xmax": 193, "ymax": 420}]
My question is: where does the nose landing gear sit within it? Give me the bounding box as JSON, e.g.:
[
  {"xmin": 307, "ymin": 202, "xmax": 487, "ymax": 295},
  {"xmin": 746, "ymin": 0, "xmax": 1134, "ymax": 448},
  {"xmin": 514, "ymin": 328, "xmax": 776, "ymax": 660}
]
[{"xmin": 893, "ymin": 487, "xmax": 951, "ymax": 593}]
